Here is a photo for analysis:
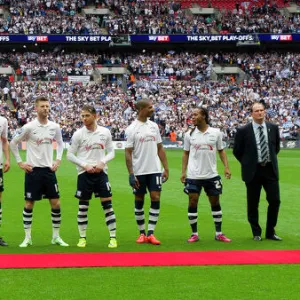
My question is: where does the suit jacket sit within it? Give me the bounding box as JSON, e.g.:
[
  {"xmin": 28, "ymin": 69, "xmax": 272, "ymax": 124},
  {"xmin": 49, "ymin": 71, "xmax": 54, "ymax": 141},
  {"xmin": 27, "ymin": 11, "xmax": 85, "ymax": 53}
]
[{"xmin": 233, "ymin": 122, "xmax": 280, "ymax": 183}]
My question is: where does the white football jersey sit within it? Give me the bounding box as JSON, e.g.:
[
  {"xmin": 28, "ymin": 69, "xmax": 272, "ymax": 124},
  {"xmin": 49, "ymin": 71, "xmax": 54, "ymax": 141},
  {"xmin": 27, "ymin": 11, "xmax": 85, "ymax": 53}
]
[
  {"xmin": 184, "ymin": 127, "xmax": 224, "ymax": 179},
  {"xmin": 67, "ymin": 125, "xmax": 115, "ymax": 175},
  {"xmin": 125, "ymin": 119, "xmax": 162, "ymax": 176},
  {"xmin": 10, "ymin": 119, "xmax": 63, "ymax": 168},
  {"xmin": 0, "ymin": 116, "xmax": 8, "ymax": 169}
]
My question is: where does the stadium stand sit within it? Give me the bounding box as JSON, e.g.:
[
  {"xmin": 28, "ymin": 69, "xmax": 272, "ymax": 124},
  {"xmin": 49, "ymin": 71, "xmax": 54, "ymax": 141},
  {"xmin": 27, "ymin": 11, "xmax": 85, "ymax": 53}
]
[{"xmin": 0, "ymin": 0, "xmax": 299, "ymax": 146}]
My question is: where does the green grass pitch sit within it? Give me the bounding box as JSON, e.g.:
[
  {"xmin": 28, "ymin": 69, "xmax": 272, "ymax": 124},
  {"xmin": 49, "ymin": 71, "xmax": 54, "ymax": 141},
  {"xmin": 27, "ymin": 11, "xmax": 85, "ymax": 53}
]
[{"xmin": 1, "ymin": 149, "xmax": 299, "ymax": 299}]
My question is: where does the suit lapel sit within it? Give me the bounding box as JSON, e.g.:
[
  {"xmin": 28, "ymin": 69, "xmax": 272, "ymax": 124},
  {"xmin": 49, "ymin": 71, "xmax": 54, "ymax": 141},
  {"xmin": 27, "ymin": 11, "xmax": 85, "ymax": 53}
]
[
  {"xmin": 247, "ymin": 123, "xmax": 258, "ymax": 158},
  {"xmin": 266, "ymin": 122, "xmax": 272, "ymax": 145},
  {"xmin": 248, "ymin": 123, "xmax": 256, "ymax": 144}
]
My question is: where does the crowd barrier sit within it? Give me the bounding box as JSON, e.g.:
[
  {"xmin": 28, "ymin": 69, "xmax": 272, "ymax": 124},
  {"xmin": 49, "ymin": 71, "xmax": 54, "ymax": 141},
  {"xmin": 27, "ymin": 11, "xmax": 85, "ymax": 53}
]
[{"xmin": 18, "ymin": 139, "xmax": 300, "ymax": 150}]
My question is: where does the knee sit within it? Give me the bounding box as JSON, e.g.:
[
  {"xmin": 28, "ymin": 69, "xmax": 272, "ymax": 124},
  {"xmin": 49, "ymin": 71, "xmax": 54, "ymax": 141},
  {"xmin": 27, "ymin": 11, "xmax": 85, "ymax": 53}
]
[
  {"xmin": 25, "ymin": 201, "xmax": 34, "ymax": 210},
  {"xmin": 210, "ymin": 199, "xmax": 220, "ymax": 207},
  {"xmin": 51, "ymin": 199, "xmax": 61, "ymax": 209},
  {"xmin": 150, "ymin": 194, "xmax": 160, "ymax": 202},
  {"xmin": 189, "ymin": 197, "xmax": 198, "ymax": 208}
]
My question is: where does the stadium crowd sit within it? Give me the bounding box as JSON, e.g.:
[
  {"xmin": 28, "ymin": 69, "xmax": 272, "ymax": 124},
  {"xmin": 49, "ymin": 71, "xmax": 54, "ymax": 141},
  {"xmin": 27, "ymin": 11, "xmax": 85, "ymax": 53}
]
[
  {"xmin": 103, "ymin": 1, "xmax": 215, "ymax": 35},
  {"xmin": 0, "ymin": 0, "xmax": 103, "ymax": 34},
  {"xmin": 1, "ymin": 49, "xmax": 299, "ymax": 143},
  {"xmin": 1, "ymin": 0, "xmax": 300, "ymax": 34},
  {"xmin": 219, "ymin": 4, "xmax": 300, "ymax": 33}
]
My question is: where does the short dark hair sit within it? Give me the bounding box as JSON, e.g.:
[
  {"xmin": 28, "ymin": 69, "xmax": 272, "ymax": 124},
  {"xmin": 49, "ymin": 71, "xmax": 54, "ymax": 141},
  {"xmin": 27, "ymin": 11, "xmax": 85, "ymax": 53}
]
[
  {"xmin": 196, "ymin": 107, "xmax": 209, "ymax": 124},
  {"xmin": 135, "ymin": 100, "xmax": 150, "ymax": 112},
  {"xmin": 35, "ymin": 96, "xmax": 48, "ymax": 105},
  {"xmin": 251, "ymin": 102, "xmax": 265, "ymax": 112},
  {"xmin": 81, "ymin": 105, "xmax": 96, "ymax": 115}
]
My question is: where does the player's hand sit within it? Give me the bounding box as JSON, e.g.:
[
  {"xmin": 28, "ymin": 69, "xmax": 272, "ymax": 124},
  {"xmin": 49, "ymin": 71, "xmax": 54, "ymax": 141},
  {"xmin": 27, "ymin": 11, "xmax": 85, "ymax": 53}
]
[
  {"xmin": 3, "ymin": 161, "xmax": 10, "ymax": 173},
  {"xmin": 180, "ymin": 174, "xmax": 186, "ymax": 183},
  {"xmin": 51, "ymin": 160, "xmax": 61, "ymax": 172},
  {"xmin": 85, "ymin": 165, "xmax": 95, "ymax": 173},
  {"xmin": 129, "ymin": 173, "xmax": 139, "ymax": 189},
  {"xmin": 162, "ymin": 169, "xmax": 169, "ymax": 183},
  {"xmin": 94, "ymin": 162, "xmax": 105, "ymax": 173},
  {"xmin": 18, "ymin": 162, "xmax": 33, "ymax": 173},
  {"xmin": 224, "ymin": 167, "xmax": 231, "ymax": 179}
]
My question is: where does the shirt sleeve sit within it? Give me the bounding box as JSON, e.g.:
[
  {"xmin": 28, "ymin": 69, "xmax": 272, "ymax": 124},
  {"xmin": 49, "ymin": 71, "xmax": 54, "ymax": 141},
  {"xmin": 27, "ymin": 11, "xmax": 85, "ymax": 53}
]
[
  {"xmin": 183, "ymin": 131, "xmax": 190, "ymax": 151},
  {"xmin": 156, "ymin": 123, "xmax": 162, "ymax": 144},
  {"xmin": 125, "ymin": 126, "xmax": 134, "ymax": 148},
  {"xmin": 66, "ymin": 131, "xmax": 86, "ymax": 168},
  {"xmin": 55, "ymin": 124, "xmax": 63, "ymax": 161},
  {"xmin": 9, "ymin": 125, "xmax": 30, "ymax": 163},
  {"xmin": 101, "ymin": 130, "xmax": 115, "ymax": 164},
  {"xmin": 216, "ymin": 130, "xmax": 224, "ymax": 150},
  {"xmin": 1, "ymin": 119, "xmax": 8, "ymax": 139}
]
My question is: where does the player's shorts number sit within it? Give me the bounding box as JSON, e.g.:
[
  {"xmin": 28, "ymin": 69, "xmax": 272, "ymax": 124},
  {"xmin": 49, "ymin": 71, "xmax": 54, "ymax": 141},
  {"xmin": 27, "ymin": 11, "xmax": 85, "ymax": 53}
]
[
  {"xmin": 214, "ymin": 179, "xmax": 222, "ymax": 189},
  {"xmin": 156, "ymin": 176, "xmax": 162, "ymax": 185},
  {"xmin": 106, "ymin": 182, "xmax": 111, "ymax": 191}
]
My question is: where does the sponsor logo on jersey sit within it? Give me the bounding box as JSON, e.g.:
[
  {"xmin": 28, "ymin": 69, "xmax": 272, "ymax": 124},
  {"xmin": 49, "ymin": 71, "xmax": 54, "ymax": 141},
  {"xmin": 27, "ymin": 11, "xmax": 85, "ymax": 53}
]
[
  {"xmin": 139, "ymin": 136, "xmax": 156, "ymax": 143},
  {"xmin": 193, "ymin": 144, "xmax": 214, "ymax": 151}
]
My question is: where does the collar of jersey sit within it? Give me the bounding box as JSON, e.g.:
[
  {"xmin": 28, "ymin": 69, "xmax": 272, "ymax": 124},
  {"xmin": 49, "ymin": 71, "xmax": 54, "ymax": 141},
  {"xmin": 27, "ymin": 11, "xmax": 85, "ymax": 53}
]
[
  {"xmin": 84, "ymin": 125, "xmax": 99, "ymax": 133},
  {"xmin": 36, "ymin": 119, "xmax": 49, "ymax": 127},
  {"xmin": 194, "ymin": 126, "xmax": 210, "ymax": 134}
]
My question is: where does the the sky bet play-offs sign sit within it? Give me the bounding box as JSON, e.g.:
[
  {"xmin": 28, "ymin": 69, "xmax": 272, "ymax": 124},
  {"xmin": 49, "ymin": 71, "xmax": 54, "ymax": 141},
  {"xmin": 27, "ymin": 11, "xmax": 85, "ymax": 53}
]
[{"xmin": 0, "ymin": 34, "xmax": 298, "ymax": 43}]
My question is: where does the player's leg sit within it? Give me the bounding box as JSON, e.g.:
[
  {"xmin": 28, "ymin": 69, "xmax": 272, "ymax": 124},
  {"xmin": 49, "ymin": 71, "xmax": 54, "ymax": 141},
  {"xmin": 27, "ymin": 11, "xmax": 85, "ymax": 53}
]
[
  {"xmin": 49, "ymin": 198, "xmax": 68, "ymax": 246},
  {"xmin": 133, "ymin": 175, "xmax": 147, "ymax": 243},
  {"xmin": 147, "ymin": 190, "xmax": 161, "ymax": 245},
  {"xmin": 206, "ymin": 176, "xmax": 231, "ymax": 242},
  {"xmin": 184, "ymin": 179, "xmax": 201, "ymax": 243},
  {"xmin": 75, "ymin": 173, "xmax": 93, "ymax": 247},
  {"xmin": 0, "ymin": 169, "xmax": 8, "ymax": 246},
  {"xmin": 20, "ymin": 170, "xmax": 39, "ymax": 248},
  {"xmin": 96, "ymin": 173, "xmax": 117, "ymax": 248},
  {"xmin": 45, "ymin": 169, "xmax": 68, "ymax": 246},
  {"xmin": 147, "ymin": 173, "xmax": 163, "ymax": 245},
  {"xmin": 77, "ymin": 200, "xmax": 89, "ymax": 247},
  {"xmin": 0, "ymin": 188, "xmax": 8, "ymax": 246},
  {"xmin": 100, "ymin": 197, "xmax": 117, "ymax": 248},
  {"xmin": 187, "ymin": 193, "xmax": 200, "ymax": 242},
  {"xmin": 19, "ymin": 200, "xmax": 35, "ymax": 247}
]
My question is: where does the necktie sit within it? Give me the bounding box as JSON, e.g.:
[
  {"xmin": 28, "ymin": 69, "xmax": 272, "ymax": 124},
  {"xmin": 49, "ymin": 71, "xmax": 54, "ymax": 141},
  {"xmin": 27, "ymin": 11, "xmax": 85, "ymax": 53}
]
[{"xmin": 258, "ymin": 125, "xmax": 268, "ymax": 163}]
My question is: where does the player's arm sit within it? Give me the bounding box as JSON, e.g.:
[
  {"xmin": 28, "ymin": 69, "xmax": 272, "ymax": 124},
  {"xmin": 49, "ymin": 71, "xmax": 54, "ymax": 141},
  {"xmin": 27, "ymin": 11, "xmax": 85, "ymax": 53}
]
[
  {"xmin": 125, "ymin": 147, "xmax": 134, "ymax": 174},
  {"xmin": 218, "ymin": 149, "xmax": 231, "ymax": 179},
  {"xmin": 124, "ymin": 127, "xmax": 139, "ymax": 188},
  {"xmin": 10, "ymin": 125, "xmax": 32, "ymax": 173},
  {"xmin": 52, "ymin": 125, "xmax": 64, "ymax": 172},
  {"xmin": 1, "ymin": 119, "xmax": 10, "ymax": 173},
  {"xmin": 95, "ymin": 130, "xmax": 115, "ymax": 173},
  {"xmin": 181, "ymin": 150, "xmax": 189, "ymax": 183},
  {"xmin": 157, "ymin": 143, "xmax": 169, "ymax": 183},
  {"xmin": 1, "ymin": 136, "xmax": 10, "ymax": 173},
  {"xmin": 66, "ymin": 133, "xmax": 94, "ymax": 173},
  {"xmin": 125, "ymin": 147, "xmax": 139, "ymax": 189},
  {"xmin": 181, "ymin": 131, "xmax": 191, "ymax": 183},
  {"xmin": 216, "ymin": 130, "xmax": 231, "ymax": 179}
]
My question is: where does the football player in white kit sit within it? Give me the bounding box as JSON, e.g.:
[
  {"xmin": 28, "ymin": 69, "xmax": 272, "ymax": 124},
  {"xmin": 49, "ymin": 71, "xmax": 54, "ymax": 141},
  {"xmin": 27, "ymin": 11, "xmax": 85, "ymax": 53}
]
[
  {"xmin": 67, "ymin": 105, "xmax": 117, "ymax": 249},
  {"xmin": 181, "ymin": 107, "xmax": 232, "ymax": 243},
  {"xmin": 0, "ymin": 115, "xmax": 10, "ymax": 246},
  {"xmin": 10, "ymin": 96, "xmax": 69, "ymax": 248},
  {"xmin": 125, "ymin": 100, "xmax": 169, "ymax": 245}
]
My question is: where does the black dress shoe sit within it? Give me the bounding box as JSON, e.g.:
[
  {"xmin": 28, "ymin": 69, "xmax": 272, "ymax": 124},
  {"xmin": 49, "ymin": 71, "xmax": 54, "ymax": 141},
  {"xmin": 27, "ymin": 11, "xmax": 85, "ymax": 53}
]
[
  {"xmin": 253, "ymin": 236, "xmax": 262, "ymax": 241},
  {"xmin": 266, "ymin": 234, "xmax": 282, "ymax": 241},
  {"xmin": 0, "ymin": 237, "xmax": 8, "ymax": 246}
]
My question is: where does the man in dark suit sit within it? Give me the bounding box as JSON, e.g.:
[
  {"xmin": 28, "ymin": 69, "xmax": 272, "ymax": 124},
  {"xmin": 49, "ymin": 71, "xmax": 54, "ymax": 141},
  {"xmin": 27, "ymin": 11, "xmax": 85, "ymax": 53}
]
[{"xmin": 233, "ymin": 102, "xmax": 282, "ymax": 241}]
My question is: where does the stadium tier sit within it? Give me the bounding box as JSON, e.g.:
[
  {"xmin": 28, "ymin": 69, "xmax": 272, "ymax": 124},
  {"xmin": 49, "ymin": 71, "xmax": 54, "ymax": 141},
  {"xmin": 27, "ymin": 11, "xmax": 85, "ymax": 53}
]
[{"xmin": 0, "ymin": 1, "xmax": 299, "ymax": 145}]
